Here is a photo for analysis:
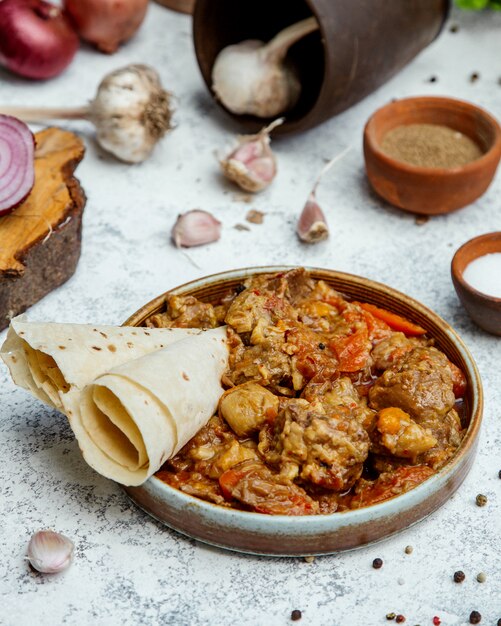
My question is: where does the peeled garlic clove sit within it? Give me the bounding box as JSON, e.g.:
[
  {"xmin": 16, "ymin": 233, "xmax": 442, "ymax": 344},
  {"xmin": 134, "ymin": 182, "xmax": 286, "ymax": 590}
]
[
  {"xmin": 172, "ymin": 210, "xmax": 221, "ymax": 248},
  {"xmin": 27, "ymin": 530, "xmax": 74, "ymax": 574},
  {"xmin": 89, "ymin": 64, "xmax": 173, "ymax": 164},
  {"xmin": 297, "ymin": 193, "xmax": 329, "ymax": 243},
  {"xmin": 219, "ymin": 119, "xmax": 282, "ymax": 193}
]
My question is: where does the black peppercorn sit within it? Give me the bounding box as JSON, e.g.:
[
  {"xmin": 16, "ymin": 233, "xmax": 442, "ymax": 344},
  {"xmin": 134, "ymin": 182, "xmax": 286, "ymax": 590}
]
[
  {"xmin": 235, "ymin": 284, "xmax": 246, "ymax": 294},
  {"xmin": 318, "ymin": 342, "xmax": 325, "ymax": 350},
  {"xmin": 470, "ymin": 72, "xmax": 480, "ymax": 83},
  {"xmin": 498, "ymin": 469, "xmax": 501, "ymax": 479},
  {"xmin": 291, "ymin": 610, "xmax": 302, "ymax": 621},
  {"xmin": 454, "ymin": 570, "xmax": 465, "ymax": 583},
  {"xmin": 429, "ymin": 76, "xmax": 438, "ymax": 83},
  {"xmin": 386, "ymin": 613, "xmax": 396, "ymax": 620},
  {"xmin": 469, "ymin": 611, "xmax": 481, "ymax": 624},
  {"xmin": 372, "ymin": 558, "xmax": 383, "ymax": 569}
]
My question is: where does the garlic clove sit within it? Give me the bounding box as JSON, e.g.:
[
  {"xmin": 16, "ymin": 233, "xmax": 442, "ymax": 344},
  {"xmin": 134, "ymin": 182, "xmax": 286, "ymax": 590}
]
[
  {"xmin": 27, "ymin": 530, "xmax": 74, "ymax": 574},
  {"xmin": 172, "ymin": 210, "xmax": 221, "ymax": 248},
  {"xmin": 89, "ymin": 64, "xmax": 173, "ymax": 164},
  {"xmin": 297, "ymin": 193, "xmax": 329, "ymax": 243},
  {"xmin": 219, "ymin": 119, "xmax": 282, "ymax": 193}
]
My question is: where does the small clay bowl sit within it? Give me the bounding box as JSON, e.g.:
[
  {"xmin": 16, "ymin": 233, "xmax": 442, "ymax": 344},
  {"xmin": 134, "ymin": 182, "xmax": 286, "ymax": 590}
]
[
  {"xmin": 364, "ymin": 96, "xmax": 501, "ymax": 215},
  {"xmin": 452, "ymin": 232, "xmax": 501, "ymax": 336},
  {"xmin": 122, "ymin": 267, "xmax": 483, "ymax": 556}
]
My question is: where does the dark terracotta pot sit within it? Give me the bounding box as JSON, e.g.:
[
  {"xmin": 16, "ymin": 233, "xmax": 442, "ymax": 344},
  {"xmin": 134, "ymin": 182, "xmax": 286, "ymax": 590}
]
[
  {"xmin": 192, "ymin": 0, "xmax": 449, "ymax": 134},
  {"xmin": 155, "ymin": 0, "xmax": 194, "ymax": 14}
]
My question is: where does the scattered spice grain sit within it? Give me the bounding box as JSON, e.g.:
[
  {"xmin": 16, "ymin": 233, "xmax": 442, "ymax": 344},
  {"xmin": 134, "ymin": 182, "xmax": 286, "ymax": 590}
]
[
  {"xmin": 380, "ymin": 124, "xmax": 482, "ymax": 169},
  {"xmin": 470, "ymin": 72, "xmax": 480, "ymax": 83},
  {"xmin": 449, "ymin": 24, "xmax": 459, "ymax": 33},
  {"xmin": 433, "ymin": 617, "xmax": 441, "ymax": 625},
  {"xmin": 372, "ymin": 558, "xmax": 383, "ymax": 569},
  {"xmin": 498, "ymin": 469, "xmax": 501, "ymax": 479},
  {"xmin": 318, "ymin": 343, "xmax": 326, "ymax": 350},
  {"xmin": 404, "ymin": 545, "xmax": 413, "ymax": 554},
  {"xmin": 386, "ymin": 613, "xmax": 396, "ymax": 621},
  {"xmin": 469, "ymin": 611, "xmax": 481, "ymax": 624},
  {"xmin": 304, "ymin": 556, "xmax": 315, "ymax": 563},
  {"xmin": 476, "ymin": 494, "xmax": 487, "ymax": 507},
  {"xmin": 415, "ymin": 215, "xmax": 429, "ymax": 226},
  {"xmin": 396, "ymin": 616, "xmax": 406, "ymax": 623},
  {"xmin": 234, "ymin": 223, "xmax": 250, "ymax": 231},
  {"xmin": 476, "ymin": 572, "xmax": 486, "ymax": 583},
  {"xmin": 428, "ymin": 76, "xmax": 438, "ymax": 83},
  {"xmin": 291, "ymin": 609, "xmax": 302, "ymax": 621},
  {"xmin": 246, "ymin": 209, "xmax": 265, "ymax": 224},
  {"xmin": 454, "ymin": 570, "xmax": 466, "ymax": 583}
]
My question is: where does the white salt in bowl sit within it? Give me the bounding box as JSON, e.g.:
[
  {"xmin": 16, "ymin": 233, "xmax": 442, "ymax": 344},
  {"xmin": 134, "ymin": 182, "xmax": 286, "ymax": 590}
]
[{"xmin": 452, "ymin": 232, "xmax": 501, "ymax": 336}]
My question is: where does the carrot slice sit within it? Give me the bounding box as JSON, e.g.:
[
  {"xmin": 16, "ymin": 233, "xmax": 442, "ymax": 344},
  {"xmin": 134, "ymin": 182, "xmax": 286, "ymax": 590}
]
[{"xmin": 357, "ymin": 302, "xmax": 427, "ymax": 337}]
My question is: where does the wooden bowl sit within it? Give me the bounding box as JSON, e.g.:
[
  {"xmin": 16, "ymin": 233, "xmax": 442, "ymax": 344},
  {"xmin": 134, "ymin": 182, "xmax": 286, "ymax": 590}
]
[
  {"xmin": 154, "ymin": 0, "xmax": 194, "ymax": 14},
  {"xmin": 364, "ymin": 96, "xmax": 501, "ymax": 215},
  {"xmin": 122, "ymin": 267, "xmax": 483, "ymax": 556},
  {"xmin": 193, "ymin": 0, "xmax": 448, "ymax": 135},
  {"xmin": 452, "ymin": 232, "xmax": 501, "ymax": 336}
]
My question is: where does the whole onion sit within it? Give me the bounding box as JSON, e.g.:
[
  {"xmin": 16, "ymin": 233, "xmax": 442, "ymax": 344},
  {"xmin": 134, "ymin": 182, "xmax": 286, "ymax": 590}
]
[
  {"xmin": 0, "ymin": 0, "xmax": 79, "ymax": 80},
  {"xmin": 64, "ymin": 0, "xmax": 149, "ymax": 54}
]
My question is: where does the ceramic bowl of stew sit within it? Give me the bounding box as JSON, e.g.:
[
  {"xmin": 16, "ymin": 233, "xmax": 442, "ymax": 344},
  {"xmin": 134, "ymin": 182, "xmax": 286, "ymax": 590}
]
[
  {"xmin": 122, "ymin": 267, "xmax": 483, "ymax": 556},
  {"xmin": 364, "ymin": 96, "xmax": 501, "ymax": 215}
]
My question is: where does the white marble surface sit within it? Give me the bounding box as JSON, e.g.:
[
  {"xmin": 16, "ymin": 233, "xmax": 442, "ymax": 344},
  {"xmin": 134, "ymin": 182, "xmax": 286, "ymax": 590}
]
[{"xmin": 1, "ymin": 5, "xmax": 501, "ymax": 625}]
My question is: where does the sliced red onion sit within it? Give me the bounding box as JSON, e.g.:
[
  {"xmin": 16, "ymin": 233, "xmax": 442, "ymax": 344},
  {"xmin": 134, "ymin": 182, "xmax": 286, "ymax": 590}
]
[{"xmin": 0, "ymin": 115, "xmax": 35, "ymax": 216}]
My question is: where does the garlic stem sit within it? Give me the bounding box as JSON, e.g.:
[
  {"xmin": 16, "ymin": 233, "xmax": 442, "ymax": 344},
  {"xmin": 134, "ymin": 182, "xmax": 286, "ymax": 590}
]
[
  {"xmin": 0, "ymin": 106, "xmax": 91, "ymax": 122},
  {"xmin": 312, "ymin": 146, "xmax": 353, "ymax": 193},
  {"xmin": 263, "ymin": 17, "xmax": 319, "ymax": 62}
]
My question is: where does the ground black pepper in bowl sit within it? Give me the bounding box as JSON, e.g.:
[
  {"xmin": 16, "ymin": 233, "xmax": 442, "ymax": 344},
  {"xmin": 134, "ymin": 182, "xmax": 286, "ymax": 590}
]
[{"xmin": 380, "ymin": 124, "xmax": 483, "ymax": 169}]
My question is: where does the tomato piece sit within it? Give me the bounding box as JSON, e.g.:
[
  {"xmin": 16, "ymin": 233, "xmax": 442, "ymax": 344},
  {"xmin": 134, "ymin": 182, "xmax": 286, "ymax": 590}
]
[
  {"xmin": 357, "ymin": 302, "xmax": 427, "ymax": 337},
  {"xmin": 349, "ymin": 465, "xmax": 434, "ymax": 508},
  {"xmin": 449, "ymin": 362, "xmax": 467, "ymax": 398},
  {"xmin": 329, "ymin": 329, "xmax": 371, "ymax": 372}
]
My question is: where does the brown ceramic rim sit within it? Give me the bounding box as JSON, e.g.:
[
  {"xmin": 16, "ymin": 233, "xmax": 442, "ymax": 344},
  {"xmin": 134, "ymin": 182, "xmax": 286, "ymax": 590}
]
[
  {"xmin": 122, "ymin": 266, "xmax": 483, "ymax": 555},
  {"xmin": 364, "ymin": 96, "xmax": 501, "ymax": 176},
  {"xmin": 452, "ymin": 232, "xmax": 501, "ymax": 304}
]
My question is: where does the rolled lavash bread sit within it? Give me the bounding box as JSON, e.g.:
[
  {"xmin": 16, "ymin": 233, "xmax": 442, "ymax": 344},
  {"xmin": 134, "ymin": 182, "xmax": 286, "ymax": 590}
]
[
  {"xmin": 65, "ymin": 327, "xmax": 229, "ymax": 486},
  {"xmin": 0, "ymin": 316, "xmax": 199, "ymax": 411}
]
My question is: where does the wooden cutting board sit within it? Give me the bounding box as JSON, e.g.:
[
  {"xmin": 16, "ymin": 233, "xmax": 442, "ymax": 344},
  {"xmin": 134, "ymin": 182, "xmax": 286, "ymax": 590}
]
[{"xmin": 0, "ymin": 127, "xmax": 86, "ymax": 331}]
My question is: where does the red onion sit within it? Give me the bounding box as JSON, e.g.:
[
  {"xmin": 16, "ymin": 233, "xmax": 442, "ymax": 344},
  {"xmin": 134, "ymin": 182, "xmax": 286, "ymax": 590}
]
[
  {"xmin": 0, "ymin": 0, "xmax": 79, "ymax": 80},
  {"xmin": 64, "ymin": 0, "xmax": 149, "ymax": 54},
  {"xmin": 0, "ymin": 116, "xmax": 35, "ymax": 217}
]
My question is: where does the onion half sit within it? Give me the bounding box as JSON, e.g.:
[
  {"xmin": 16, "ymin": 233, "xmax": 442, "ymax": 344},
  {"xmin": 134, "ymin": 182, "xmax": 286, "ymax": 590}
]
[{"xmin": 0, "ymin": 116, "xmax": 36, "ymax": 217}]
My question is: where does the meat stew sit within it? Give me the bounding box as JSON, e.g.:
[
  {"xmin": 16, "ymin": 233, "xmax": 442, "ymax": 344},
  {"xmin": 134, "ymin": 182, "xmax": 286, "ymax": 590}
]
[{"xmin": 149, "ymin": 269, "xmax": 467, "ymax": 516}]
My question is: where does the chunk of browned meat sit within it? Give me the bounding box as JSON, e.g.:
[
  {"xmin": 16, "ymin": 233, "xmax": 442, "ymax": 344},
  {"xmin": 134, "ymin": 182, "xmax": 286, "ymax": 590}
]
[
  {"xmin": 224, "ymin": 286, "xmax": 295, "ymax": 334},
  {"xmin": 369, "ymin": 346, "xmax": 456, "ymax": 422},
  {"xmin": 371, "ymin": 332, "xmax": 426, "ymax": 371},
  {"xmin": 219, "ymin": 382, "xmax": 279, "ymax": 437},
  {"xmin": 219, "ymin": 460, "xmax": 319, "ymax": 515},
  {"xmin": 302, "ymin": 377, "xmax": 376, "ymax": 432},
  {"xmin": 258, "ymin": 399, "xmax": 370, "ymax": 491},
  {"xmin": 157, "ymin": 470, "xmax": 230, "ymax": 506},
  {"xmin": 147, "ymin": 295, "xmax": 217, "ymax": 329}
]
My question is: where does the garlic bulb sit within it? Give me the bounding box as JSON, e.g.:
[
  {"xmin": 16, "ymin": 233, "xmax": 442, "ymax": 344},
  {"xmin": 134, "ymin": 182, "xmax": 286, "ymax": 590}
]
[
  {"xmin": 172, "ymin": 210, "xmax": 221, "ymax": 248},
  {"xmin": 219, "ymin": 118, "xmax": 283, "ymax": 193},
  {"xmin": 89, "ymin": 64, "xmax": 173, "ymax": 163},
  {"xmin": 212, "ymin": 17, "xmax": 319, "ymax": 118},
  {"xmin": 0, "ymin": 64, "xmax": 173, "ymax": 164},
  {"xmin": 296, "ymin": 146, "xmax": 352, "ymax": 244},
  {"xmin": 27, "ymin": 530, "xmax": 74, "ymax": 574},
  {"xmin": 297, "ymin": 193, "xmax": 329, "ymax": 243}
]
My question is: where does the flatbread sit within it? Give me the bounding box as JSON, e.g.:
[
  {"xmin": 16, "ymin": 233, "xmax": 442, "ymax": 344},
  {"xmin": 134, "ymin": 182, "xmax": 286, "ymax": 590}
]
[
  {"xmin": 67, "ymin": 327, "xmax": 229, "ymax": 485},
  {"xmin": 1, "ymin": 316, "xmax": 199, "ymax": 410}
]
